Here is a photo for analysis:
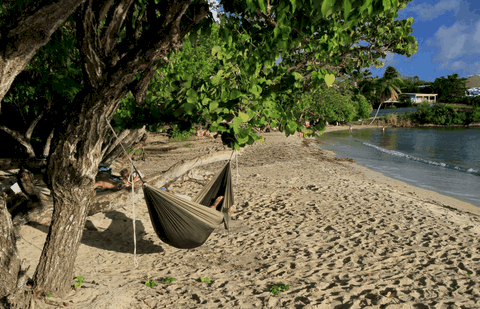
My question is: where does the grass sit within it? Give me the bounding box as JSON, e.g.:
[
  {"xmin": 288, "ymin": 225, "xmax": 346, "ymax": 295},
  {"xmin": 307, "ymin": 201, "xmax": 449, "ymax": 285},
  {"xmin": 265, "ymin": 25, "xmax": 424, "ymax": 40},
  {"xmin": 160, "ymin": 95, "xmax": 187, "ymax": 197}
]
[
  {"xmin": 74, "ymin": 275, "xmax": 84, "ymax": 290},
  {"xmin": 145, "ymin": 277, "xmax": 178, "ymax": 287},
  {"xmin": 198, "ymin": 277, "xmax": 211, "ymax": 283},
  {"xmin": 184, "ymin": 143, "xmax": 192, "ymax": 148},
  {"xmin": 270, "ymin": 284, "xmax": 289, "ymax": 296},
  {"xmin": 442, "ymin": 103, "xmax": 473, "ymax": 110},
  {"xmin": 168, "ymin": 135, "xmax": 192, "ymax": 143}
]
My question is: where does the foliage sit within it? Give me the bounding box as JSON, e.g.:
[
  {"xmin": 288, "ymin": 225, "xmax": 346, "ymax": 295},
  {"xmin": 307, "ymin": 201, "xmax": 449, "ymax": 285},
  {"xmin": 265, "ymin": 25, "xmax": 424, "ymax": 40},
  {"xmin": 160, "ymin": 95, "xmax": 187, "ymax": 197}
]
[
  {"xmin": 415, "ymin": 102, "xmax": 468, "ymax": 125},
  {"xmin": 431, "ymin": 73, "xmax": 468, "ymax": 103},
  {"xmin": 0, "ymin": 14, "xmax": 82, "ymax": 157},
  {"xmin": 157, "ymin": 277, "xmax": 177, "ymax": 283},
  {"xmin": 74, "ymin": 275, "xmax": 84, "ymax": 290},
  {"xmin": 279, "ymin": 83, "xmax": 372, "ymax": 125},
  {"xmin": 468, "ymin": 105, "xmax": 480, "ymax": 123},
  {"xmin": 145, "ymin": 280, "xmax": 157, "ymax": 287},
  {"xmin": 270, "ymin": 284, "xmax": 289, "ymax": 296},
  {"xmin": 198, "ymin": 277, "xmax": 211, "ymax": 283},
  {"xmin": 113, "ymin": 0, "xmax": 417, "ymax": 149}
]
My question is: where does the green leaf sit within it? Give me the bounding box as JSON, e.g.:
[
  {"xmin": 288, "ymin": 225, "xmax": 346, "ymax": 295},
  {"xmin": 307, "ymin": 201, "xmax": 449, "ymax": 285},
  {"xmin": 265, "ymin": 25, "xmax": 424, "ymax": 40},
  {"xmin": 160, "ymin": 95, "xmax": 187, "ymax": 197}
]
[
  {"xmin": 183, "ymin": 103, "xmax": 196, "ymax": 115},
  {"xmin": 290, "ymin": 0, "xmax": 296, "ymax": 13},
  {"xmin": 231, "ymin": 117, "xmax": 243, "ymax": 133},
  {"xmin": 209, "ymin": 101, "xmax": 219, "ymax": 111},
  {"xmin": 211, "ymin": 46, "xmax": 221, "ymax": 57},
  {"xmin": 145, "ymin": 280, "xmax": 157, "ymax": 287},
  {"xmin": 343, "ymin": 0, "xmax": 352, "ymax": 20},
  {"xmin": 239, "ymin": 111, "xmax": 249, "ymax": 122},
  {"xmin": 325, "ymin": 74, "xmax": 336, "ymax": 87},
  {"xmin": 258, "ymin": 0, "xmax": 266, "ymax": 12},
  {"xmin": 383, "ymin": 0, "xmax": 391, "ymax": 10},
  {"xmin": 198, "ymin": 277, "xmax": 211, "ymax": 283},
  {"xmin": 230, "ymin": 89, "xmax": 241, "ymax": 100},
  {"xmin": 321, "ymin": 0, "xmax": 334, "ymax": 16},
  {"xmin": 274, "ymin": 27, "xmax": 281, "ymax": 39},
  {"xmin": 292, "ymin": 72, "xmax": 302, "ymax": 80},
  {"xmin": 211, "ymin": 75, "xmax": 222, "ymax": 85}
]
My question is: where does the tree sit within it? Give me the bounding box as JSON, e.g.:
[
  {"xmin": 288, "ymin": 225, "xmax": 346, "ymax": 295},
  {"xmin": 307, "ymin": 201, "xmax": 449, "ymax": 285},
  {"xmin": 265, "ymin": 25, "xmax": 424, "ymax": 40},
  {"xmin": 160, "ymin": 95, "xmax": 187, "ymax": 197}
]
[
  {"xmin": 431, "ymin": 73, "xmax": 468, "ymax": 103},
  {"xmin": 0, "ymin": 0, "xmax": 413, "ymax": 305},
  {"xmin": 0, "ymin": 15, "xmax": 82, "ymax": 158},
  {"xmin": 369, "ymin": 66, "xmax": 403, "ymax": 124}
]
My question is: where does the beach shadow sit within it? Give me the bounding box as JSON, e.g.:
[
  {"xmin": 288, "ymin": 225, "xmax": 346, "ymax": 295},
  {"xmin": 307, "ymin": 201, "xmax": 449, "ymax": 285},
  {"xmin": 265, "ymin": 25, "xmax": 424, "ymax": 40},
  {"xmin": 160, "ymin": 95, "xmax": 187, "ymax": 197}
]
[{"xmin": 28, "ymin": 210, "xmax": 164, "ymax": 254}]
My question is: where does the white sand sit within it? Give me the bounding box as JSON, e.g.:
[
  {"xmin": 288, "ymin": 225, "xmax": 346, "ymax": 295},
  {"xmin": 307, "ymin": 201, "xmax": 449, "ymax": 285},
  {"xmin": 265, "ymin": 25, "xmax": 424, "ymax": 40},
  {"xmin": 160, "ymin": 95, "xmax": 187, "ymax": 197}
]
[{"xmin": 14, "ymin": 131, "xmax": 480, "ymax": 308}]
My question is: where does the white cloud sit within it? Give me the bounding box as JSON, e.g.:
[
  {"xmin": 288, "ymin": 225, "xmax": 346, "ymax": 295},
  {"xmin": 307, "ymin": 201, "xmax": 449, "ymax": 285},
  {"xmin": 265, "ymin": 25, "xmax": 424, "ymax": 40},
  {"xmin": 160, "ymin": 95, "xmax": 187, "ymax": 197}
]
[
  {"xmin": 433, "ymin": 23, "xmax": 469, "ymax": 61},
  {"xmin": 428, "ymin": 20, "xmax": 480, "ymax": 75},
  {"xmin": 379, "ymin": 53, "xmax": 399, "ymax": 67},
  {"xmin": 401, "ymin": 0, "xmax": 461, "ymax": 21}
]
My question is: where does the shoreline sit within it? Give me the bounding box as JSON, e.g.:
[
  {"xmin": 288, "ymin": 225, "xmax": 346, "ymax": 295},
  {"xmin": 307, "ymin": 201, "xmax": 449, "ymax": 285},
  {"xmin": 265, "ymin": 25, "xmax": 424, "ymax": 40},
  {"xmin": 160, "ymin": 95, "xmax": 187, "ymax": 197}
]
[{"xmin": 313, "ymin": 126, "xmax": 480, "ymax": 216}]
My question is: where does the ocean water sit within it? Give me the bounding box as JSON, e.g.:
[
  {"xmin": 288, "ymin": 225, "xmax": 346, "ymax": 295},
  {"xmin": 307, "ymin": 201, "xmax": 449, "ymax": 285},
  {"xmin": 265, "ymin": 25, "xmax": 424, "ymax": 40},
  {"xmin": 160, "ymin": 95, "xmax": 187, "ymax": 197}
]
[{"xmin": 318, "ymin": 127, "xmax": 480, "ymax": 207}]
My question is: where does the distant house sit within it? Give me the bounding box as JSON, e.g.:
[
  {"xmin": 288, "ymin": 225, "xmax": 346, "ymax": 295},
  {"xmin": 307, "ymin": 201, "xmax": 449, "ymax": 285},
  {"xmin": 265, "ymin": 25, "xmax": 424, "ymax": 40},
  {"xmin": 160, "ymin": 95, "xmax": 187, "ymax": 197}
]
[
  {"xmin": 466, "ymin": 87, "xmax": 480, "ymax": 97},
  {"xmin": 397, "ymin": 93, "xmax": 438, "ymax": 104}
]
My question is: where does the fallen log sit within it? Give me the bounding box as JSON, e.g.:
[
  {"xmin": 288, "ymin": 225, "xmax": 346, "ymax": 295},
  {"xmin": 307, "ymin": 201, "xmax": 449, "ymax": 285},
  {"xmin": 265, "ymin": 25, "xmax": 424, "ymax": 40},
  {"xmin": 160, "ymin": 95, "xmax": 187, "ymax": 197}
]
[{"xmin": 89, "ymin": 149, "xmax": 240, "ymax": 215}]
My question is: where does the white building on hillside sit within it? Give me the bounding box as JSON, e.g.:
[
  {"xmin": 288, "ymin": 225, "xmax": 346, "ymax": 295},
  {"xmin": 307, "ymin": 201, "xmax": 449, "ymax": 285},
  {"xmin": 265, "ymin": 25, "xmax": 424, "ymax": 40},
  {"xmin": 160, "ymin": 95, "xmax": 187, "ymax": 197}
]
[{"xmin": 466, "ymin": 87, "xmax": 480, "ymax": 97}]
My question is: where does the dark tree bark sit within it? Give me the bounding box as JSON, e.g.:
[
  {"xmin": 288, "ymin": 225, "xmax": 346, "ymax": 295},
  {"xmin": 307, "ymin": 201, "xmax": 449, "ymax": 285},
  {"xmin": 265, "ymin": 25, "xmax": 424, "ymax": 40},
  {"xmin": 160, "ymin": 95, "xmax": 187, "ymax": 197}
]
[
  {"xmin": 0, "ymin": 0, "xmax": 87, "ymax": 111},
  {"xmin": 0, "ymin": 196, "xmax": 33, "ymax": 308},
  {"xmin": 32, "ymin": 0, "xmax": 212, "ymax": 297}
]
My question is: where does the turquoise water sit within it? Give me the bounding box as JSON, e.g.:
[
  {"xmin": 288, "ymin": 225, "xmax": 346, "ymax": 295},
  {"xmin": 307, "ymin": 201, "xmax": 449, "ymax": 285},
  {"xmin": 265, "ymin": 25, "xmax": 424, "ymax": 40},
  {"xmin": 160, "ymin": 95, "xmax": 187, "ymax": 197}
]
[{"xmin": 318, "ymin": 127, "xmax": 480, "ymax": 207}]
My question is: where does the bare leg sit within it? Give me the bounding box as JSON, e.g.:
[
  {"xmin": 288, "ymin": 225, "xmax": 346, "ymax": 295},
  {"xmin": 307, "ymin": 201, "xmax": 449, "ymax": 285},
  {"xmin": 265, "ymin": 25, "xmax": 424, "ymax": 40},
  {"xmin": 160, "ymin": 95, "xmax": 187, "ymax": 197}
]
[
  {"xmin": 210, "ymin": 196, "xmax": 224, "ymax": 209},
  {"xmin": 228, "ymin": 204, "xmax": 236, "ymax": 214}
]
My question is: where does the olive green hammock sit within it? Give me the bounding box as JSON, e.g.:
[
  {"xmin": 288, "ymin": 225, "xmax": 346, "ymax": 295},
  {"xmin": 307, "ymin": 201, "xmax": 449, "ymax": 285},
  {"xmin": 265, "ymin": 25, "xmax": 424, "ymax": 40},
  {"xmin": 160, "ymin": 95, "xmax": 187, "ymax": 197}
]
[{"xmin": 142, "ymin": 161, "xmax": 234, "ymax": 249}]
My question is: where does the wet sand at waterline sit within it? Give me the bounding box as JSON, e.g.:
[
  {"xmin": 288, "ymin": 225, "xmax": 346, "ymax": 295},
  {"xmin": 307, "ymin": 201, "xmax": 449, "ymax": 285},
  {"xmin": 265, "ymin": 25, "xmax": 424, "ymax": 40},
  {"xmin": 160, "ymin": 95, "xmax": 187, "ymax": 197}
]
[{"xmin": 14, "ymin": 131, "xmax": 480, "ymax": 308}]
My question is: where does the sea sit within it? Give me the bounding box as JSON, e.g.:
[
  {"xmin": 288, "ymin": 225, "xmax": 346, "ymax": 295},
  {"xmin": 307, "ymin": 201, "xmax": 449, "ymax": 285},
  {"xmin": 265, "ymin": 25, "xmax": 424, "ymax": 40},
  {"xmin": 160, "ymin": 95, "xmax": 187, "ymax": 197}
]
[{"xmin": 318, "ymin": 126, "xmax": 480, "ymax": 207}]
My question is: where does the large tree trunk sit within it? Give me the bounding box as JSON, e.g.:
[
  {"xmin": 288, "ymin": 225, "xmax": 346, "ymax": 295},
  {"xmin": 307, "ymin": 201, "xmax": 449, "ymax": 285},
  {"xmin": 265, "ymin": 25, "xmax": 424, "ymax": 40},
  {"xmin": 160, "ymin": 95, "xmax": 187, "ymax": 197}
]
[
  {"xmin": 0, "ymin": 196, "xmax": 33, "ymax": 308},
  {"xmin": 0, "ymin": 0, "xmax": 87, "ymax": 110},
  {"xmin": 31, "ymin": 0, "xmax": 211, "ymax": 297},
  {"xmin": 32, "ymin": 89, "xmax": 122, "ymax": 296}
]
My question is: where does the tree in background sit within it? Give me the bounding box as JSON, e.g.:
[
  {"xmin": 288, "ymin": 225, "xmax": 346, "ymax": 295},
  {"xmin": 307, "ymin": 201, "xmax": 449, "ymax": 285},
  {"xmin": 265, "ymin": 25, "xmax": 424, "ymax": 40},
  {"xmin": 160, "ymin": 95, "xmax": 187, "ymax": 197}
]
[
  {"xmin": 431, "ymin": 73, "xmax": 468, "ymax": 103},
  {"xmin": 369, "ymin": 66, "xmax": 403, "ymax": 124}
]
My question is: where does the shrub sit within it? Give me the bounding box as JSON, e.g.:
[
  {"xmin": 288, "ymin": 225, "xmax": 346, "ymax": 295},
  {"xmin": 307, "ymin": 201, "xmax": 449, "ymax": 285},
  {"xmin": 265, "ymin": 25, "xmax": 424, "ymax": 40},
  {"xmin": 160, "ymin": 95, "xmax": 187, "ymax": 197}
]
[{"xmin": 468, "ymin": 105, "xmax": 480, "ymax": 123}]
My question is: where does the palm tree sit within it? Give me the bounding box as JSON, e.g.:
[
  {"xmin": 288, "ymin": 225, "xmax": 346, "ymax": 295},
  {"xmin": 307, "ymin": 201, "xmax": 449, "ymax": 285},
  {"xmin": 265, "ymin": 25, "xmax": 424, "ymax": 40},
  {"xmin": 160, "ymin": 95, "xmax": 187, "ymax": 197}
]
[{"xmin": 369, "ymin": 67, "xmax": 403, "ymax": 124}]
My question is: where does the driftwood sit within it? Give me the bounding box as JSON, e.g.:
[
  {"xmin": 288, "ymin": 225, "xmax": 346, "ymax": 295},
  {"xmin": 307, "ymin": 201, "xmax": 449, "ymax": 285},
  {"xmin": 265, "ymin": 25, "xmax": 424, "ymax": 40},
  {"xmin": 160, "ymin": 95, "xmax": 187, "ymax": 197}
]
[
  {"xmin": 101, "ymin": 126, "xmax": 148, "ymax": 166},
  {"xmin": 88, "ymin": 150, "xmax": 240, "ymax": 215}
]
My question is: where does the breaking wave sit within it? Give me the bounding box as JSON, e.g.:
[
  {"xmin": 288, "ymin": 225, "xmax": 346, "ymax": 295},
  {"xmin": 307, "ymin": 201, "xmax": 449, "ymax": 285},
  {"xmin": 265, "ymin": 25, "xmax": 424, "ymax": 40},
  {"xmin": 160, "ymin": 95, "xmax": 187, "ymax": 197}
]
[{"xmin": 362, "ymin": 142, "xmax": 479, "ymax": 176}]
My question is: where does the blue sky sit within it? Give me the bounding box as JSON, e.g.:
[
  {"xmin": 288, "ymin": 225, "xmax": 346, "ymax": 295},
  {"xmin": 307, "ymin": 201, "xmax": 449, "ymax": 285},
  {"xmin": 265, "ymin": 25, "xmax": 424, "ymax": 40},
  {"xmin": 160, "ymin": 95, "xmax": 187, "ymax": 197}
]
[
  {"xmin": 370, "ymin": 0, "xmax": 480, "ymax": 81},
  {"xmin": 208, "ymin": 1, "xmax": 480, "ymax": 82}
]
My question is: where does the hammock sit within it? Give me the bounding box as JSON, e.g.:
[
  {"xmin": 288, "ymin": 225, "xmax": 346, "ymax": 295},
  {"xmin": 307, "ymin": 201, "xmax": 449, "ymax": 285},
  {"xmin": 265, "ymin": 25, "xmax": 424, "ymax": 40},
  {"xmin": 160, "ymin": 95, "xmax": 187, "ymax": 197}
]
[{"xmin": 142, "ymin": 162, "xmax": 234, "ymax": 249}]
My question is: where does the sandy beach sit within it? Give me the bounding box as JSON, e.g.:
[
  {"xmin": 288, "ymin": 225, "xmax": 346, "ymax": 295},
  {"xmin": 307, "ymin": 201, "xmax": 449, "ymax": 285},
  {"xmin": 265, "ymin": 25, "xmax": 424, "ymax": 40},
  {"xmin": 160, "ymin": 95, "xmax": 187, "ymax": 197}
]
[{"xmin": 11, "ymin": 130, "xmax": 480, "ymax": 308}]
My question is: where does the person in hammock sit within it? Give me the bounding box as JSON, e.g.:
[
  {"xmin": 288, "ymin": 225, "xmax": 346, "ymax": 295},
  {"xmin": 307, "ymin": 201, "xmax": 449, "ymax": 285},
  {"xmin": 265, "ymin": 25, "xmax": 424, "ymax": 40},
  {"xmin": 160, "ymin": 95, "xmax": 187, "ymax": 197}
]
[
  {"xmin": 210, "ymin": 196, "xmax": 236, "ymax": 214},
  {"xmin": 94, "ymin": 173, "xmax": 124, "ymax": 191},
  {"xmin": 120, "ymin": 168, "xmax": 143, "ymax": 187}
]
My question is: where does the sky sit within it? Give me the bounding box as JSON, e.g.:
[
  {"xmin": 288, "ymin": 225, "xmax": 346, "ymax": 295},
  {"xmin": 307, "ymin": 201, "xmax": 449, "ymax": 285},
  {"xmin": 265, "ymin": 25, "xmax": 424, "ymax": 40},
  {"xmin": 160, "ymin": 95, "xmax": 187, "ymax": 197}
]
[
  {"xmin": 370, "ymin": 0, "xmax": 480, "ymax": 81},
  {"xmin": 208, "ymin": 0, "xmax": 480, "ymax": 83}
]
